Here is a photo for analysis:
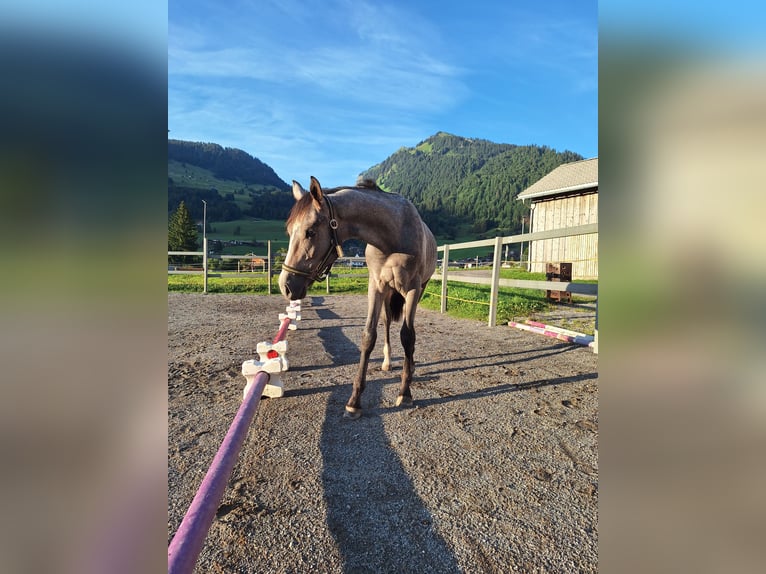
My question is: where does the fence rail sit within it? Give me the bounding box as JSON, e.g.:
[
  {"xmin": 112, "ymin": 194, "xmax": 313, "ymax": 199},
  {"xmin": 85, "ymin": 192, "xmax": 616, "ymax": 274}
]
[
  {"xmin": 436, "ymin": 224, "xmax": 597, "ymax": 323},
  {"xmin": 434, "ymin": 223, "xmax": 598, "ymax": 352},
  {"xmin": 438, "ymin": 223, "xmax": 598, "ymax": 252},
  {"xmin": 431, "ymin": 272, "xmax": 598, "ymax": 296},
  {"xmin": 168, "ymin": 224, "xmax": 597, "ymax": 352}
]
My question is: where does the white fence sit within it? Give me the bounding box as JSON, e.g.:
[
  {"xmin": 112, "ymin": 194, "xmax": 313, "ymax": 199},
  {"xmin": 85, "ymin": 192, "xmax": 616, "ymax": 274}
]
[
  {"xmin": 432, "ymin": 223, "xmax": 598, "ymax": 352},
  {"xmin": 168, "ymin": 224, "xmax": 598, "ymax": 352},
  {"xmin": 435, "ymin": 223, "xmax": 598, "ymax": 326},
  {"xmin": 169, "ymin": 239, "xmax": 275, "ymax": 293}
]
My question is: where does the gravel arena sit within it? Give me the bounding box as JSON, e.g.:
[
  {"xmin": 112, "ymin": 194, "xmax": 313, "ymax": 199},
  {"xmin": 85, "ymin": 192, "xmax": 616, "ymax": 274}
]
[{"xmin": 168, "ymin": 293, "xmax": 598, "ymax": 573}]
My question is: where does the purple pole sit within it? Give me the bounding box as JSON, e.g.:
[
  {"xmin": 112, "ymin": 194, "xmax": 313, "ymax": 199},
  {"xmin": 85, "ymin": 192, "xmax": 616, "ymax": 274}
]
[
  {"xmin": 273, "ymin": 316, "xmax": 291, "ymax": 344},
  {"xmin": 168, "ymin": 371, "xmax": 269, "ymax": 574}
]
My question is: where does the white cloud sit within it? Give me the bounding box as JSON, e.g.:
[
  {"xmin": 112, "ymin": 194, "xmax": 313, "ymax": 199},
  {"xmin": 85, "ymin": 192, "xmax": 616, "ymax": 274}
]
[
  {"xmin": 169, "ymin": 1, "xmax": 597, "ymax": 183},
  {"xmin": 169, "ymin": 0, "xmax": 468, "ymax": 112}
]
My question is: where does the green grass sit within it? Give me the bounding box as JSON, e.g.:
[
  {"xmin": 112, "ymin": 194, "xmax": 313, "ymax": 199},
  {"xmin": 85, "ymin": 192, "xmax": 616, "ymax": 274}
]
[
  {"xmin": 167, "ymin": 270, "xmax": 371, "ymax": 295},
  {"xmin": 203, "ymin": 218, "xmax": 509, "ymax": 259},
  {"xmin": 207, "ymin": 219, "xmax": 287, "ymax": 241},
  {"xmin": 168, "ymin": 161, "xmax": 280, "ymax": 212},
  {"xmin": 414, "ymin": 141, "xmax": 433, "ymax": 154},
  {"xmin": 500, "ymin": 268, "xmax": 546, "ymax": 280},
  {"xmin": 419, "ymin": 281, "xmax": 549, "ymax": 322},
  {"xmin": 168, "ymin": 274, "xmax": 272, "ymax": 294},
  {"xmin": 171, "ymin": 218, "xmax": 596, "ymax": 323},
  {"xmin": 168, "ymin": 271, "xmax": 553, "ymax": 322}
]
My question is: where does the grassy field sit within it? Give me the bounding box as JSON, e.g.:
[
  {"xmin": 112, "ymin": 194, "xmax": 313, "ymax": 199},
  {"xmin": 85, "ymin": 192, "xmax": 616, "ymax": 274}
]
[
  {"xmin": 419, "ymin": 281, "xmax": 549, "ymax": 322},
  {"xmin": 167, "ymin": 265, "xmax": 597, "ymax": 324},
  {"xmin": 204, "ymin": 219, "xmax": 290, "ymax": 255},
  {"xmin": 169, "ymin": 161, "xmax": 281, "ymax": 212},
  {"xmin": 196, "ymin": 216, "xmax": 526, "ymax": 261},
  {"xmin": 171, "ymin": 210, "xmax": 596, "ymax": 323},
  {"xmin": 205, "ymin": 219, "xmax": 287, "ymax": 242}
]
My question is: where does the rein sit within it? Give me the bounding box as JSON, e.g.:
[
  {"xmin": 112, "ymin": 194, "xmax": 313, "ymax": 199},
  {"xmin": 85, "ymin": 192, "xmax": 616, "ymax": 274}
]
[{"xmin": 282, "ymin": 194, "xmax": 344, "ymax": 282}]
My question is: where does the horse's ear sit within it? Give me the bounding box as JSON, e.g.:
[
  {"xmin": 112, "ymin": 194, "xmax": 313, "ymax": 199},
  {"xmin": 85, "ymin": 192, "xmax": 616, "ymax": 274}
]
[
  {"xmin": 292, "ymin": 180, "xmax": 306, "ymax": 202},
  {"xmin": 309, "ymin": 176, "xmax": 324, "ymax": 206}
]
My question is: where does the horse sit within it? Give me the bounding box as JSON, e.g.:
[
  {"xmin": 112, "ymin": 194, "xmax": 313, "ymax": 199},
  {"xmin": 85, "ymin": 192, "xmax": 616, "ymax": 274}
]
[{"xmin": 279, "ymin": 176, "xmax": 437, "ymax": 419}]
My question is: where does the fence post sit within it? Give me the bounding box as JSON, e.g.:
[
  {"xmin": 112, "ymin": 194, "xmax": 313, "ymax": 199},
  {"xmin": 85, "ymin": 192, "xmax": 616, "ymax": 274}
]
[
  {"xmin": 488, "ymin": 236, "xmax": 502, "ymax": 327},
  {"xmin": 203, "ymin": 237, "xmax": 208, "ymax": 294},
  {"xmin": 267, "ymin": 241, "xmax": 272, "ymax": 295},
  {"xmin": 440, "ymin": 245, "xmax": 449, "ymax": 313}
]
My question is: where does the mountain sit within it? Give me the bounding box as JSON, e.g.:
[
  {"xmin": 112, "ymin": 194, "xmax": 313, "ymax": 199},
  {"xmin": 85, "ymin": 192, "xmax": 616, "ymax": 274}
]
[
  {"xmin": 360, "ymin": 132, "xmax": 583, "ymax": 238},
  {"xmin": 168, "ymin": 140, "xmax": 292, "ymax": 222},
  {"xmin": 167, "ymin": 134, "xmax": 585, "ymax": 235}
]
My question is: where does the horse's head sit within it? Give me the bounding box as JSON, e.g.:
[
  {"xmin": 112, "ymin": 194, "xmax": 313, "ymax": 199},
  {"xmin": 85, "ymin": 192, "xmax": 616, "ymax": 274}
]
[{"xmin": 279, "ymin": 176, "xmax": 342, "ymax": 301}]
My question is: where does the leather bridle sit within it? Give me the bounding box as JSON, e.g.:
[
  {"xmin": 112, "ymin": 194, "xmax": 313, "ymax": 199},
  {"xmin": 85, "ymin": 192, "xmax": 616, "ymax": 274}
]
[{"xmin": 282, "ymin": 194, "xmax": 344, "ymax": 282}]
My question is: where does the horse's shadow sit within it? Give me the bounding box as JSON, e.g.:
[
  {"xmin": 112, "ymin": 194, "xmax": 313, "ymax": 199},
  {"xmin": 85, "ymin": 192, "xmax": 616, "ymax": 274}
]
[{"xmin": 311, "ymin": 297, "xmax": 461, "ymax": 573}]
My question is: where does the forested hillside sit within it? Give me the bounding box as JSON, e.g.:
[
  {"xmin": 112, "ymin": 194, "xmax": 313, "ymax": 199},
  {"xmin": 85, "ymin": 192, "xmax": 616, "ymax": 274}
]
[
  {"xmin": 167, "ymin": 134, "xmax": 585, "ymax": 236},
  {"xmin": 168, "ymin": 140, "xmax": 292, "ymax": 222},
  {"xmin": 360, "ymin": 132, "xmax": 583, "ymax": 238},
  {"xmin": 168, "ymin": 140, "xmax": 287, "ymax": 188}
]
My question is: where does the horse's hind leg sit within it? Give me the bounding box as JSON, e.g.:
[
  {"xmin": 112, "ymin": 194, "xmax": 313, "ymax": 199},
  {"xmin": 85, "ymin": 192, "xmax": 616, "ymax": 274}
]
[
  {"xmin": 381, "ymin": 297, "xmax": 393, "ymax": 372},
  {"xmin": 345, "ymin": 286, "xmax": 383, "ymax": 419},
  {"xmin": 396, "ymin": 289, "xmax": 420, "ymax": 407}
]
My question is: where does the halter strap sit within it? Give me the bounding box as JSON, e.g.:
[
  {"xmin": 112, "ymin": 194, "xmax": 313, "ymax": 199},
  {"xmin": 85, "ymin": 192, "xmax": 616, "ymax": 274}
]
[{"xmin": 282, "ymin": 194, "xmax": 344, "ymax": 282}]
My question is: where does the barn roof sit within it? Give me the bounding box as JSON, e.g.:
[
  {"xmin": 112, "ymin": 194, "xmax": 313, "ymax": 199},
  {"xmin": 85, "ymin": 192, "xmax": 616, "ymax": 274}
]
[{"xmin": 518, "ymin": 157, "xmax": 598, "ymax": 201}]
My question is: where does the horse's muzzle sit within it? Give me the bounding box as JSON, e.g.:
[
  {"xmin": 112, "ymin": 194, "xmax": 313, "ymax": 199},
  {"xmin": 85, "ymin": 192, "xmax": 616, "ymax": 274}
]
[{"xmin": 279, "ymin": 271, "xmax": 309, "ymax": 301}]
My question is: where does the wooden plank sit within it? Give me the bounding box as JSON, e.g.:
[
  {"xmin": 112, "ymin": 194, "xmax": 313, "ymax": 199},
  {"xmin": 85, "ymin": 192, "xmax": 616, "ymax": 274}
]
[
  {"xmin": 436, "ymin": 223, "xmax": 598, "ymax": 252},
  {"xmin": 552, "ymin": 198, "xmax": 562, "ymax": 231},
  {"xmin": 430, "ymin": 272, "xmax": 598, "ymax": 295},
  {"xmin": 568, "ymin": 196, "xmax": 576, "ymax": 228}
]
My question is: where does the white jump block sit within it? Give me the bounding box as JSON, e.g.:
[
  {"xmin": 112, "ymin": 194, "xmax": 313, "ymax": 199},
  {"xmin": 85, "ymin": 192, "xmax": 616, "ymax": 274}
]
[
  {"xmin": 242, "ymin": 356, "xmax": 285, "ymax": 399},
  {"xmin": 261, "ymin": 372, "xmax": 284, "ymax": 398},
  {"xmin": 279, "ymin": 310, "xmax": 302, "ymax": 321},
  {"xmin": 279, "ymin": 311, "xmax": 301, "ymax": 323},
  {"xmin": 279, "ymin": 304, "xmax": 301, "ymax": 330},
  {"xmin": 256, "ymin": 340, "xmax": 289, "ymax": 371},
  {"xmin": 287, "ymin": 301, "xmax": 302, "ymax": 313}
]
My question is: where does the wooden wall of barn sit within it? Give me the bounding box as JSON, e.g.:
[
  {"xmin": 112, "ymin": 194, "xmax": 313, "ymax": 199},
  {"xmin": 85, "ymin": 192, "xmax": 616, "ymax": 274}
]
[{"xmin": 529, "ymin": 191, "xmax": 598, "ymax": 279}]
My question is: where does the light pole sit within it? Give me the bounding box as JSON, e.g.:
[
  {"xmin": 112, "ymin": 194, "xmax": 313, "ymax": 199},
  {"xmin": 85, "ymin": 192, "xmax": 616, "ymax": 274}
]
[
  {"xmin": 202, "ymin": 200, "xmax": 207, "ymax": 241},
  {"xmin": 202, "ymin": 200, "xmax": 208, "ymax": 293}
]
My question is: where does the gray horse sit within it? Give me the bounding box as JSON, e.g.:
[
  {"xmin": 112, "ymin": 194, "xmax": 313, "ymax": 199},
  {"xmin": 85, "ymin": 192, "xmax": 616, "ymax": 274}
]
[{"xmin": 279, "ymin": 176, "xmax": 437, "ymax": 419}]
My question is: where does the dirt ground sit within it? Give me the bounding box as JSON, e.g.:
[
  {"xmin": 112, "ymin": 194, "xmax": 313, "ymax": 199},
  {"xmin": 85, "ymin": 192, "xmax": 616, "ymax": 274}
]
[{"xmin": 168, "ymin": 293, "xmax": 598, "ymax": 573}]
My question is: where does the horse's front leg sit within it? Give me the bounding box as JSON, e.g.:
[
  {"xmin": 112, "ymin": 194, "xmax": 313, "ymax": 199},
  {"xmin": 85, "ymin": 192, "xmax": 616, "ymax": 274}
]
[
  {"xmin": 381, "ymin": 298, "xmax": 392, "ymax": 372},
  {"xmin": 345, "ymin": 286, "xmax": 383, "ymax": 419},
  {"xmin": 396, "ymin": 289, "xmax": 420, "ymax": 408}
]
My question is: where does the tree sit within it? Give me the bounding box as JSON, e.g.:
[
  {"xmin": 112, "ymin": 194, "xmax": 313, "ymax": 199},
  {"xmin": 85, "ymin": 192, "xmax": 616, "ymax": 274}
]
[{"xmin": 168, "ymin": 201, "xmax": 198, "ymax": 253}]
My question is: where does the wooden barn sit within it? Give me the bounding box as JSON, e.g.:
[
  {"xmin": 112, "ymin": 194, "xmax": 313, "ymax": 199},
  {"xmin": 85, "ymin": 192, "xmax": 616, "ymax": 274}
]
[{"xmin": 518, "ymin": 157, "xmax": 598, "ymax": 279}]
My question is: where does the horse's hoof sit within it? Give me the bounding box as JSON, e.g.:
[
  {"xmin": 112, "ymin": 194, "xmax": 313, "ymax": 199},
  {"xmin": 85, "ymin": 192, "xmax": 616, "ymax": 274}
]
[
  {"xmin": 381, "ymin": 362, "xmax": 391, "ymax": 372},
  {"xmin": 395, "ymin": 395, "xmax": 413, "ymax": 408},
  {"xmin": 344, "ymin": 406, "xmax": 362, "ymax": 420}
]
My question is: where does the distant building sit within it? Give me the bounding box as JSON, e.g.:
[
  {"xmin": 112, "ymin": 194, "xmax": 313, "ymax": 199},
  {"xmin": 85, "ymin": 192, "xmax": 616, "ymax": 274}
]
[{"xmin": 518, "ymin": 157, "xmax": 598, "ymax": 279}]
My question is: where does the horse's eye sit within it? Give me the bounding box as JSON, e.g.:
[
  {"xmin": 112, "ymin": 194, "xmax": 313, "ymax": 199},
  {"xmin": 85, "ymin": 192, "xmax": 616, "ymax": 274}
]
[{"xmin": 306, "ymin": 229, "xmax": 316, "ymax": 238}]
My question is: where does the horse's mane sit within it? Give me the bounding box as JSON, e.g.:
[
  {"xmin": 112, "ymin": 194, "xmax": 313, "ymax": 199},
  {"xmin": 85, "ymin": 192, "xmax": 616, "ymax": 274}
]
[
  {"xmin": 287, "ymin": 178, "xmax": 383, "ymax": 230},
  {"xmin": 323, "ymin": 178, "xmax": 382, "ymax": 194},
  {"xmin": 355, "ymin": 177, "xmax": 380, "ymax": 190},
  {"xmin": 286, "ymin": 192, "xmax": 315, "ymax": 231}
]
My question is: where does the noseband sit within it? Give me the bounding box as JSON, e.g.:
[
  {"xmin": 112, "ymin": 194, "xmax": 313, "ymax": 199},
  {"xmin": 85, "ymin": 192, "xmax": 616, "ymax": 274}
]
[{"xmin": 282, "ymin": 195, "xmax": 344, "ymax": 282}]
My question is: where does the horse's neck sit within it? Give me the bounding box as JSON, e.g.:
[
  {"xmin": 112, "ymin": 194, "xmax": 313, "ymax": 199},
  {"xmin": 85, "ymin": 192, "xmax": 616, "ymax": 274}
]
[{"xmin": 333, "ymin": 190, "xmax": 406, "ymax": 252}]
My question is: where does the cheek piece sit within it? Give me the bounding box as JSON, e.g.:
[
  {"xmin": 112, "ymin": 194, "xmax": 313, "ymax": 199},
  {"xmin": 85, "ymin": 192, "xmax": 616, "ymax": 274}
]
[{"xmin": 281, "ymin": 195, "xmax": 344, "ymax": 282}]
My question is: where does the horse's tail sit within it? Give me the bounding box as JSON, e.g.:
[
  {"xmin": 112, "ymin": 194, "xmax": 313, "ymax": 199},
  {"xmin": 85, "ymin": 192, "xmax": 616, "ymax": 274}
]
[{"xmin": 389, "ymin": 292, "xmax": 405, "ymax": 322}]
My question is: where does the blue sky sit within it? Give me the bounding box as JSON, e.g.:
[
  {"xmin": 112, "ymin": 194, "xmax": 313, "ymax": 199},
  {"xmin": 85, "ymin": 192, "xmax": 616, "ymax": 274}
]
[{"xmin": 169, "ymin": 0, "xmax": 597, "ymax": 188}]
